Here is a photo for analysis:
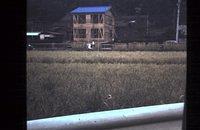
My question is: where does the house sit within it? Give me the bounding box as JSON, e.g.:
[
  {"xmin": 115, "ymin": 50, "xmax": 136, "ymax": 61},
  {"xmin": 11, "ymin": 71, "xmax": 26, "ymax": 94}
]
[{"xmin": 70, "ymin": 6, "xmax": 115, "ymax": 44}]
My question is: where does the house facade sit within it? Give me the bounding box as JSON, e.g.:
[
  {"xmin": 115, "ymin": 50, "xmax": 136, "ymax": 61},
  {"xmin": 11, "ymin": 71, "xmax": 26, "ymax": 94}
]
[{"xmin": 71, "ymin": 6, "xmax": 115, "ymax": 43}]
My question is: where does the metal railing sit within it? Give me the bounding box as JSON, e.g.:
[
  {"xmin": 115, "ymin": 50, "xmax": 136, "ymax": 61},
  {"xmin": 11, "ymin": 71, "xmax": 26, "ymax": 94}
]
[{"xmin": 27, "ymin": 102, "xmax": 184, "ymax": 130}]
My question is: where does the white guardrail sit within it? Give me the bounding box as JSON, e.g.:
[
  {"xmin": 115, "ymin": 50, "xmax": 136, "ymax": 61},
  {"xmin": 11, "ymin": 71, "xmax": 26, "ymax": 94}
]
[{"xmin": 27, "ymin": 102, "xmax": 184, "ymax": 130}]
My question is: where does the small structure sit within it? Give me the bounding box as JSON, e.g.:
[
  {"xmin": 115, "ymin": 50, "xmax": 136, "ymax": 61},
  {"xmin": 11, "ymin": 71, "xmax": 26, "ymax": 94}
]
[
  {"xmin": 70, "ymin": 6, "xmax": 115, "ymax": 44},
  {"xmin": 27, "ymin": 31, "xmax": 64, "ymax": 43},
  {"xmin": 27, "ymin": 32, "xmax": 41, "ymax": 43},
  {"xmin": 26, "ymin": 31, "xmax": 66, "ymax": 50},
  {"xmin": 39, "ymin": 31, "xmax": 64, "ymax": 43}
]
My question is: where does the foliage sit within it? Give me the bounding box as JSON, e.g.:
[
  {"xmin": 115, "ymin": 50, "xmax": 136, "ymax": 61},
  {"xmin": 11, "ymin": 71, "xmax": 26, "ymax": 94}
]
[
  {"xmin": 113, "ymin": 42, "xmax": 186, "ymax": 51},
  {"xmin": 27, "ymin": 0, "xmax": 186, "ymax": 28}
]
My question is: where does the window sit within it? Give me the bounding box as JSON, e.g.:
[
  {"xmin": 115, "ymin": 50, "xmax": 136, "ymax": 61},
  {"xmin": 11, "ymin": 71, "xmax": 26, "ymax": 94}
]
[
  {"xmin": 74, "ymin": 29, "xmax": 86, "ymax": 38},
  {"xmin": 91, "ymin": 14, "xmax": 103, "ymax": 23},
  {"xmin": 78, "ymin": 15, "xmax": 86, "ymax": 24},
  {"xmin": 73, "ymin": 15, "xmax": 86, "ymax": 24},
  {"xmin": 91, "ymin": 28, "xmax": 103, "ymax": 38},
  {"xmin": 79, "ymin": 29, "xmax": 86, "ymax": 38},
  {"xmin": 91, "ymin": 29, "xmax": 98, "ymax": 38}
]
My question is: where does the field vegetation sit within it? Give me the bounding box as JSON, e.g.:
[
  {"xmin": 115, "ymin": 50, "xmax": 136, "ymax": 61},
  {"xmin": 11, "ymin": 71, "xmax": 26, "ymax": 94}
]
[
  {"xmin": 27, "ymin": 51, "xmax": 186, "ymax": 64},
  {"xmin": 27, "ymin": 51, "xmax": 186, "ymax": 120}
]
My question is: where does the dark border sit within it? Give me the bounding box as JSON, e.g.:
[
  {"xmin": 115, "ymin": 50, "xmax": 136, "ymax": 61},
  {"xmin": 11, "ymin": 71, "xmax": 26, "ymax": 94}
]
[
  {"xmin": 1, "ymin": 0, "xmax": 26, "ymax": 130},
  {"xmin": 186, "ymin": 0, "xmax": 200, "ymax": 130},
  {"xmin": 1, "ymin": 0, "xmax": 200, "ymax": 129}
]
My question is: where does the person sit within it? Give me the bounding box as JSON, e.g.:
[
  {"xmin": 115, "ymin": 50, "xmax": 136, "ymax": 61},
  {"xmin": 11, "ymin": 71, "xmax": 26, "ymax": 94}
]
[
  {"xmin": 92, "ymin": 41, "xmax": 95, "ymax": 48},
  {"xmin": 87, "ymin": 43, "xmax": 92, "ymax": 50}
]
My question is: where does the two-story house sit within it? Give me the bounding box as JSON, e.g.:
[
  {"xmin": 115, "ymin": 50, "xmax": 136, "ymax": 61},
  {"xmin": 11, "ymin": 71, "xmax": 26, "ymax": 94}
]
[{"xmin": 70, "ymin": 6, "xmax": 115, "ymax": 44}]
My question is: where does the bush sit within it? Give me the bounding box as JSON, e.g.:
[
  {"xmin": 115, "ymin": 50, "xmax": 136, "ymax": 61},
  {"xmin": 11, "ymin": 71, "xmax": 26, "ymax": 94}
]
[
  {"xmin": 113, "ymin": 42, "xmax": 186, "ymax": 51},
  {"xmin": 163, "ymin": 43, "xmax": 186, "ymax": 51},
  {"xmin": 71, "ymin": 42, "xmax": 87, "ymax": 51}
]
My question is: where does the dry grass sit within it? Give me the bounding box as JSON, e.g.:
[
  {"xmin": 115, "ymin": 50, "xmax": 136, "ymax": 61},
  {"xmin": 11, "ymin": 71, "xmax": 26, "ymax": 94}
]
[
  {"xmin": 27, "ymin": 51, "xmax": 186, "ymax": 64},
  {"xmin": 27, "ymin": 51, "xmax": 186, "ymax": 120}
]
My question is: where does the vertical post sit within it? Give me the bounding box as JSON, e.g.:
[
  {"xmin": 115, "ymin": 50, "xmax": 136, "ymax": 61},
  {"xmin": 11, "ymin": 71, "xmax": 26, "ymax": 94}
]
[
  {"xmin": 98, "ymin": 42, "xmax": 99, "ymax": 51},
  {"xmin": 146, "ymin": 14, "xmax": 149, "ymax": 44},
  {"xmin": 176, "ymin": 0, "xmax": 181, "ymax": 43},
  {"xmin": 86, "ymin": 14, "xmax": 91, "ymax": 45},
  {"xmin": 147, "ymin": 15, "xmax": 149, "ymax": 37}
]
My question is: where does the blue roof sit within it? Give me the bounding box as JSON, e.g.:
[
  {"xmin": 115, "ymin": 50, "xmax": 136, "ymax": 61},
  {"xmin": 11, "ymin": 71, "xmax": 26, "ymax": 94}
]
[{"xmin": 71, "ymin": 6, "xmax": 111, "ymax": 14}]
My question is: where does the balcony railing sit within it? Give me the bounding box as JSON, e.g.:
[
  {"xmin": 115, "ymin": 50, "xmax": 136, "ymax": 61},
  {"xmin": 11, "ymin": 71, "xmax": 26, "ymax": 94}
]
[{"xmin": 27, "ymin": 102, "xmax": 184, "ymax": 130}]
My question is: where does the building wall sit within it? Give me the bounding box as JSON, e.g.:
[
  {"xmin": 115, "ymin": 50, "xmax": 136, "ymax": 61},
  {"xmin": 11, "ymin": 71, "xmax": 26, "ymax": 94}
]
[
  {"xmin": 104, "ymin": 11, "xmax": 115, "ymax": 42},
  {"xmin": 72, "ymin": 11, "xmax": 114, "ymax": 43}
]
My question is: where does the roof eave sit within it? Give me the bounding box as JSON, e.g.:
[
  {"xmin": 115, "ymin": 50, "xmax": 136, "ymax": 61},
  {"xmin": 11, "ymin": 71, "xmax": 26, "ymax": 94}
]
[
  {"xmin": 71, "ymin": 12, "xmax": 106, "ymax": 14},
  {"xmin": 70, "ymin": 6, "xmax": 111, "ymax": 14}
]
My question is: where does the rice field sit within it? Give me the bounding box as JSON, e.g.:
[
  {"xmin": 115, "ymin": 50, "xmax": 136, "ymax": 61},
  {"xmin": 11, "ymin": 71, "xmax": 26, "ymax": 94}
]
[
  {"xmin": 27, "ymin": 51, "xmax": 186, "ymax": 120},
  {"xmin": 27, "ymin": 51, "xmax": 186, "ymax": 64}
]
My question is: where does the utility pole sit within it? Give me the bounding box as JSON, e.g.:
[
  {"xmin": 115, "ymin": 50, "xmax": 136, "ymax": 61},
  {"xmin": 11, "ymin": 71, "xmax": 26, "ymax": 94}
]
[
  {"xmin": 146, "ymin": 15, "xmax": 149, "ymax": 36},
  {"xmin": 146, "ymin": 14, "xmax": 149, "ymax": 44},
  {"xmin": 176, "ymin": 0, "xmax": 181, "ymax": 43}
]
